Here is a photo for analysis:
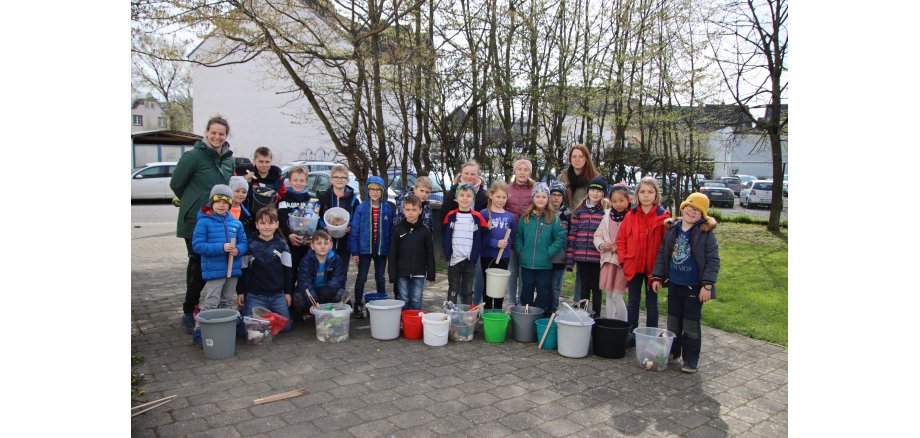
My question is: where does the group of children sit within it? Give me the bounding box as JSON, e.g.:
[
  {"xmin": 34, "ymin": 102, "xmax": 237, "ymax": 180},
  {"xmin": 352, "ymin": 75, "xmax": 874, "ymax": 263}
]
[{"xmin": 186, "ymin": 149, "xmax": 720, "ymax": 373}]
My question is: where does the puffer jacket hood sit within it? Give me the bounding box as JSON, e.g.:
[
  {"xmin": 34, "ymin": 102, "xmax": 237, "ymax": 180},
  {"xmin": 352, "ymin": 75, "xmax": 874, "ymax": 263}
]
[{"xmin": 365, "ymin": 175, "xmax": 387, "ymax": 195}]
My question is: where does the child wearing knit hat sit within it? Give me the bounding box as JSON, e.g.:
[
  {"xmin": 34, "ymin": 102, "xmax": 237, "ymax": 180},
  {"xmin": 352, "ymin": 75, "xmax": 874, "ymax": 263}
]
[
  {"xmin": 566, "ymin": 176, "xmax": 610, "ymax": 318},
  {"xmin": 514, "ymin": 182, "xmax": 567, "ymax": 316},
  {"xmin": 228, "ymin": 175, "xmax": 253, "ymax": 234},
  {"xmin": 190, "ymin": 184, "xmax": 249, "ymax": 347},
  {"xmin": 649, "ymin": 192, "xmax": 720, "ymax": 373},
  {"xmin": 548, "ymin": 181, "xmax": 571, "ymax": 314}
]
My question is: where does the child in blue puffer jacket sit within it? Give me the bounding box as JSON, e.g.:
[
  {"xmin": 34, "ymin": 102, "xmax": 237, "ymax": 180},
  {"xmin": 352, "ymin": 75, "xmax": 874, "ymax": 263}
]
[
  {"xmin": 191, "ymin": 184, "xmax": 249, "ymax": 345},
  {"xmin": 348, "ymin": 176, "xmax": 395, "ymax": 317}
]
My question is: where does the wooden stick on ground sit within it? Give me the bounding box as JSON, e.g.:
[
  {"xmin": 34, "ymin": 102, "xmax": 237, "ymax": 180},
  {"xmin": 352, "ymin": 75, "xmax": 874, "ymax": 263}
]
[
  {"xmin": 252, "ymin": 388, "xmax": 309, "ymax": 405},
  {"xmin": 131, "ymin": 395, "xmax": 177, "ymax": 417},
  {"xmin": 226, "ymin": 237, "xmax": 237, "ymax": 278}
]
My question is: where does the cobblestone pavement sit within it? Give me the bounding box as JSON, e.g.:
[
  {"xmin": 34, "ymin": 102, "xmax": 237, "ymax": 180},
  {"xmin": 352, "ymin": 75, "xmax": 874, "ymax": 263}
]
[{"xmin": 131, "ymin": 224, "xmax": 787, "ymax": 437}]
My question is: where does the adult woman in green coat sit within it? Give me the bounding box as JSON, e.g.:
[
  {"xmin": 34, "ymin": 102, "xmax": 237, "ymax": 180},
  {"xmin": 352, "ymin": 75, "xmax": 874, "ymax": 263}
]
[{"xmin": 169, "ymin": 115, "xmax": 236, "ymax": 333}]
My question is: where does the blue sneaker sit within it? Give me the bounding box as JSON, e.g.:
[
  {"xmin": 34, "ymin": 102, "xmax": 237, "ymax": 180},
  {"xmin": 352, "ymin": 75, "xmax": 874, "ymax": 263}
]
[
  {"xmin": 192, "ymin": 328, "xmax": 202, "ymax": 348},
  {"xmin": 681, "ymin": 359, "xmax": 698, "ymax": 373}
]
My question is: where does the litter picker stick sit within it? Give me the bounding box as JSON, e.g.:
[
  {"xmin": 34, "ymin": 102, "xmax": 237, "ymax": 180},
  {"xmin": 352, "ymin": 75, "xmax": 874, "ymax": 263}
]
[
  {"xmin": 226, "ymin": 237, "xmax": 237, "ymax": 278},
  {"xmin": 253, "ymin": 388, "xmax": 309, "ymax": 405},
  {"xmin": 131, "ymin": 395, "xmax": 177, "ymax": 417},
  {"xmin": 538, "ymin": 313, "xmax": 557, "ymax": 349},
  {"xmin": 494, "ymin": 228, "xmax": 513, "ymax": 262}
]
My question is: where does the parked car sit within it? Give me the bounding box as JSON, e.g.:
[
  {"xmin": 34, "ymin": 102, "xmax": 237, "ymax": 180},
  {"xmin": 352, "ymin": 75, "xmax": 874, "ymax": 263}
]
[
  {"xmin": 740, "ymin": 180, "xmax": 774, "ymax": 209},
  {"xmin": 279, "ymin": 161, "xmax": 340, "ymax": 180},
  {"xmin": 131, "ymin": 162, "xmax": 177, "ymax": 200},
  {"xmin": 386, "ymin": 170, "xmax": 445, "ymax": 210},
  {"xmin": 699, "ymin": 180, "xmax": 735, "ymax": 208},
  {"xmin": 718, "ymin": 176, "xmax": 743, "ymax": 197}
]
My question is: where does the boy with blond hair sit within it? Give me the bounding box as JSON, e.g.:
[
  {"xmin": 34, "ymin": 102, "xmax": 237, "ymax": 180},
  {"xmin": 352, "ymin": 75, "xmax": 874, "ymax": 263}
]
[
  {"xmin": 394, "ymin": 175, "xmax": 434, "ymax": 232},
  {"xmin": 319, "ymin": 164, "xmax": 361, "ymax": 274}
]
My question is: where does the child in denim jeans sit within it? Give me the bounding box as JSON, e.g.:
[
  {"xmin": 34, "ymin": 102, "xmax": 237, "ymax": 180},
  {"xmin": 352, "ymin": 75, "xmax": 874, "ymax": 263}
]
[
  {"xmin": 237, "ymin": 206, "xmax": 293, "ymax": 334},
  {"xmin": 348, "ymin": 176, "xmax": 394, "ymax": 317},
  {"xmin": 388, "ymin": 194, "xmax": 436, "ymax": 310}
]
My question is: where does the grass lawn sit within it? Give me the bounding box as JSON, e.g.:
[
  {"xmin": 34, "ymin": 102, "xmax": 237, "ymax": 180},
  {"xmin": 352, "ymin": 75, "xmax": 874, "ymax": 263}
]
[{"xmin": 436, "ymin": 222, "xmax": 787, "ymax": 346}]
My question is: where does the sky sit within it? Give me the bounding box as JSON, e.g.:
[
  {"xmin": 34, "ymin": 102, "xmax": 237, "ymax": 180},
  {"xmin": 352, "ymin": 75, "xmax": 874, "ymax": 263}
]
[{"xmin": 1, "ymin": 0, "xmax": 915, "ymax": 435}]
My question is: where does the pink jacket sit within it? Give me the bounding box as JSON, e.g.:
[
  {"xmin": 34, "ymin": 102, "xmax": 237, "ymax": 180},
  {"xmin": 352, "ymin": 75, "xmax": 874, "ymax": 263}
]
[
  {"xmin": 593, "ymin": 209, "xmax": 623, "ymax": 266},
  {"xmin": 506, "ymin": 179, "xmax": 534, "ymax": 222}
]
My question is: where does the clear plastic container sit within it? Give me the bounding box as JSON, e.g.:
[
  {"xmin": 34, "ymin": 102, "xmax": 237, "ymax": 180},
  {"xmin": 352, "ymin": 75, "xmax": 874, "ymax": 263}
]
[
  {"xmin": 310, "ymin": 304, "xmax": 353, "ymax": 342},
  {"xmin": 634, "ymin": 327, "xmax": 677, "ymax": 371}
]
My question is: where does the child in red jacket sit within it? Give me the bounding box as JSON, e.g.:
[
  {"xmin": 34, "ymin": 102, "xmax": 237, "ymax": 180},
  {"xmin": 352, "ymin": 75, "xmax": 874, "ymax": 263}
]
[{"xmin": 616, "ymin": 177, "xmax": 671, "ymax": 347}]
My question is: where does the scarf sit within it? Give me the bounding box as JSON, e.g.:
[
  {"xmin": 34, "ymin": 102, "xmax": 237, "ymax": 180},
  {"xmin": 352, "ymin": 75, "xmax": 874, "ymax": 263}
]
[
  {"xmin": 610, "ymin": 207, "xmax": 628, "ymax": 222},
  {"xmin": 566, "ymin": 165, "xmax": 588, "ymax": 189}
]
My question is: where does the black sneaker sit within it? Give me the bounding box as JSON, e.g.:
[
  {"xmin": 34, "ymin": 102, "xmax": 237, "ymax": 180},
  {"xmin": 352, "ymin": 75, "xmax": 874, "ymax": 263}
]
[
  {"xmin": 354, "ymin": 304, "xmax": 365, "ymax": 319},
  {"xmin": 681, "ymin": 361, "xmax": 698, "ymax": 373}
]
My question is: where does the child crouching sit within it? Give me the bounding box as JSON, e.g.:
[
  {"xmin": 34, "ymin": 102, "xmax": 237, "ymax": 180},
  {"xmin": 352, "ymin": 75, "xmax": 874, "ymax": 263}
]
[
  {"xmin": 236, "ymin": 207, "xmax": 293, "ymax": 334},
  {"xmin": 299, "ymin": 229, "xmax": 348, "ymax": 305}
]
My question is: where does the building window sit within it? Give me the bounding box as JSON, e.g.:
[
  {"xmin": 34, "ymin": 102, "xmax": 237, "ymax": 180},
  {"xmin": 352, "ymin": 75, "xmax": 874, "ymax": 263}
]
[
  {"xmin": 133, "ymin": 115, "xmax": 143, "ymax": 126},
  {"xmin": 158, "ymin": 117, "xmax": 167, "ymax": 128}
]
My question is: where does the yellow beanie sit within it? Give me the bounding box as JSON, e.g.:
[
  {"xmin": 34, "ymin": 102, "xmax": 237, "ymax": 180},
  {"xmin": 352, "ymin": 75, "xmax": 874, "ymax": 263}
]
[{"xmin": 680, "ymin": 193, "xmax": 710, "ymax": 219}]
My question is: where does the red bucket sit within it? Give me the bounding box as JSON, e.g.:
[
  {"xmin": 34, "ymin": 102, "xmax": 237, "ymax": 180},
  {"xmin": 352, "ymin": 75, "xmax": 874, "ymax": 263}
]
[{"xmin": 402, "ymin": 310, "xmax": 424, "ymax": 340}]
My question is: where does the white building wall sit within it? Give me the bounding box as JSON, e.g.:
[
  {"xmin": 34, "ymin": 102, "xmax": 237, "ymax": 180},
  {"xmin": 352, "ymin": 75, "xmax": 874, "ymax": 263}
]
[
  {"xmin": 707, "ymin": 127, "xmax": 788, "ymax": 179},
  {"xmin": 192, "ymin": 53, "xmax": 336, "ymax": 165}
]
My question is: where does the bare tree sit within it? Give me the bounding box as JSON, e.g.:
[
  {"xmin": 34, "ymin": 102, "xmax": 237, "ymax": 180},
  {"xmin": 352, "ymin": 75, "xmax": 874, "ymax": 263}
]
[
  {"xmin": 132, "ymin": 34, "xmax": 194, "ymax": 132},
  {"xmin": 708, "ymin": 0, "xmax": 787, "ymax": 230}
]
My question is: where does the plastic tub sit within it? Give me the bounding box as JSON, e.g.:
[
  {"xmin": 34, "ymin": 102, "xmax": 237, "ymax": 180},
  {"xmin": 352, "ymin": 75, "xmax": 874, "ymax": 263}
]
[
  {"xmin": 422, "ymin": 312, "xmax": 450, "ymax": 346},
  {"xmin": 288, "ymin": 214, "xmax": 319, "ymax": 238},
  {"xmin": 634, "ymin": 327, "xmax": 677, "ymax": 371},
  {"xmin": 535, "ymin": 317, "xmax": 558, "ymax": 350},
  {"xmin": 510, "ymin": 306, "xmax": 544, "ymax": 343},
  {"xmin": 555, "ymin": 312, "xmax": 595, "ymax": 358},
  {"xmin": 402, "ymin": 310, "xmax": 425, "ymax": 340},
  {"xmin": 592, "ymin": 319, "xmax": 630, "ymax": 359},
  {"xmin": 485, "ymin": 268, "xmax": 510, "ymax": 298},
  {"xmin": 482, "ymin": 312, "xmax": 510, "ymax": 343},
  {"xmin": 310, "ymin": 303, "xmax": 353, "ymax": 342},
  {"xmin": 196, "ymin": 309, "xmax": 240, "ymax": 359},
  {"xmin": 447, "ymin": 304, "xmax": 480, "ymax": 341},
  {"xmin": 365, "ymin": 299, "xmax": 405, "ymax": 340},
  {"xmin": 323, "ymin": 207, "xmax": 350, "ymax": 238}
]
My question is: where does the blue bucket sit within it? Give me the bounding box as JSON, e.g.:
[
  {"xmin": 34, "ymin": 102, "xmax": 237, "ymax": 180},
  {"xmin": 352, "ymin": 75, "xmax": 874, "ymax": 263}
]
[{"xmin": 534, "ymin": 317, "xmax": 558, "ymax": 350}]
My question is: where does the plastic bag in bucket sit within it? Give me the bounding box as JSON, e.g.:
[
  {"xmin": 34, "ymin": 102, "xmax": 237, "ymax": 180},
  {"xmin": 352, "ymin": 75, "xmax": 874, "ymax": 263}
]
[
  {"xmin": 288, "ymin": 213, "xmax": 319, "ymax": 238},
  {"xmin": 444, "ymin": 302, "xmax": 479, "ymax": 341},
  {"xmin": 243, "ymin": 316, "xmax": 272, "ymax": 345},
  {"xmin": 323, "ymin": 207, "xmax": 350, "ymax": 238},
  {"xmin": 252, "ymin": 306, "xmax": 289, "ymax": 336},
  {"xmin": 311, "ymin": 304, "xmax": 353, "ymax": 342}
]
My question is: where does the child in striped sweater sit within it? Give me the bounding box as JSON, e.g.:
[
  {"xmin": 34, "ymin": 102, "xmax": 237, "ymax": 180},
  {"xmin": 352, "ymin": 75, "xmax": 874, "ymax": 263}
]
[{"xmin": 566, "ymin": 176, "xmax": 610, "ymax": 318}]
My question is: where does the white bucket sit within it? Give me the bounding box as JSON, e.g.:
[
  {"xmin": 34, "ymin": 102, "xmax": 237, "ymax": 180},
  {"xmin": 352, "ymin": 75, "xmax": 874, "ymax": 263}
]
[
  {"xmin": 485, "ymin": 268, "xmax": 511, "ymax": 298},
  {"xmin": 323, "ymin": 207, "xmax": 350, "ymax": 238},
  {"xmin": 555, "ymin": 312, "xmax": 595, "ymax": 358},
  {"xmin": 422, "ymin": 312, "xmax": 450, "ymax": 346},
  {"xmin": 365, "ymin": 299, "xmax": 405, "ymax": 340}
]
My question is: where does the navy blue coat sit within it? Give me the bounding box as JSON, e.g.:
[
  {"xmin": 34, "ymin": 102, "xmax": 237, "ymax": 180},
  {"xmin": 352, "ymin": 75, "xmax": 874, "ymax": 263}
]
[{"xmin": 298, "ymin": 249, "xmax": 347, "ymax": 297}]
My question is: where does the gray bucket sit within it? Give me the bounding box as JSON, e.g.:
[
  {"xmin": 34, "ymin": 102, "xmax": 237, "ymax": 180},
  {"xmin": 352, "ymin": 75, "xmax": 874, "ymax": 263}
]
[
  {"xmin": 197, "ymin": 309, "xmax": 240, "ymax": 360},
  {"xmin": 510, "ymin": 306, "xmax": 544, "ymax": 342},
  {"xmin": 555, "ymin": 312, "xmax": 595, "ymax": 358},
  {"xmin": 365, "ymin": 299, "xmax": 405, "ymax": 340}
]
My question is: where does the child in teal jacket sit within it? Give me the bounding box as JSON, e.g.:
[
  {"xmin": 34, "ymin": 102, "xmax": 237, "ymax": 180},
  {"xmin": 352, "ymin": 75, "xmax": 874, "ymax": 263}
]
[{"xmin": 514, "ymin": 183, "xmax": 566, "ymax": 316}]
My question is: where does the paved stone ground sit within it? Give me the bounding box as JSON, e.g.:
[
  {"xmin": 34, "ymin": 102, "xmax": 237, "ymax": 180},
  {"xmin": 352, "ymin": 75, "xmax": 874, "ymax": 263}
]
[{"xmin": 131, "ymin": 224, "xmax": 787, "ymax": 437}]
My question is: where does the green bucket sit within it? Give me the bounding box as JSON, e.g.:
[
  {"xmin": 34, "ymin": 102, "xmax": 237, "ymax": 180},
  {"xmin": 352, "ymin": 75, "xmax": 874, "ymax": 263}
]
[{"xmin": 482, "ymin": 312, "xmax": 510, "ymax": 343}]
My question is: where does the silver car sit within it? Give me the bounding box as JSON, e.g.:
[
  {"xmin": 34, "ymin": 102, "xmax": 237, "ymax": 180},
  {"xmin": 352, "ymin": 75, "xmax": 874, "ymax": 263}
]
[{"xmin": 131, "ymin": 162, "xmax": 177, "ymax": 200}]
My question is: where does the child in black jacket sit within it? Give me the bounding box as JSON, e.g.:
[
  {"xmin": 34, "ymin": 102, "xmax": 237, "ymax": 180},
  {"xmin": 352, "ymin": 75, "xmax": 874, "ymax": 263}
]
[
  {"xmin": 237, "ymin": 207, "xmax": 293, "ymax": 334},
  {"xmin": 388, "ymin": 194, "xmax": 436, "ymax": 310}
]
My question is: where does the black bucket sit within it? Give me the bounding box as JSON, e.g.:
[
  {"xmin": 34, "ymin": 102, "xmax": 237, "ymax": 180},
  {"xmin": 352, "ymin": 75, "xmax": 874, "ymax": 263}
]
[{"xmin": 592, "ymin": 319, "xmax": 630, "ymax": 359}]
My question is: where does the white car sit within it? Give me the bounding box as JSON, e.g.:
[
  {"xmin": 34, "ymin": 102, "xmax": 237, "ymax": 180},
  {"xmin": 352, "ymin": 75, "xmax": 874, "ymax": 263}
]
[
  {"xmin": 131, "ymin": 162, "xmax": 177, "ymax": 200},
  {"xmin": 740, "ymin": 180, "xmax": 775, "ymax": 209}
]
